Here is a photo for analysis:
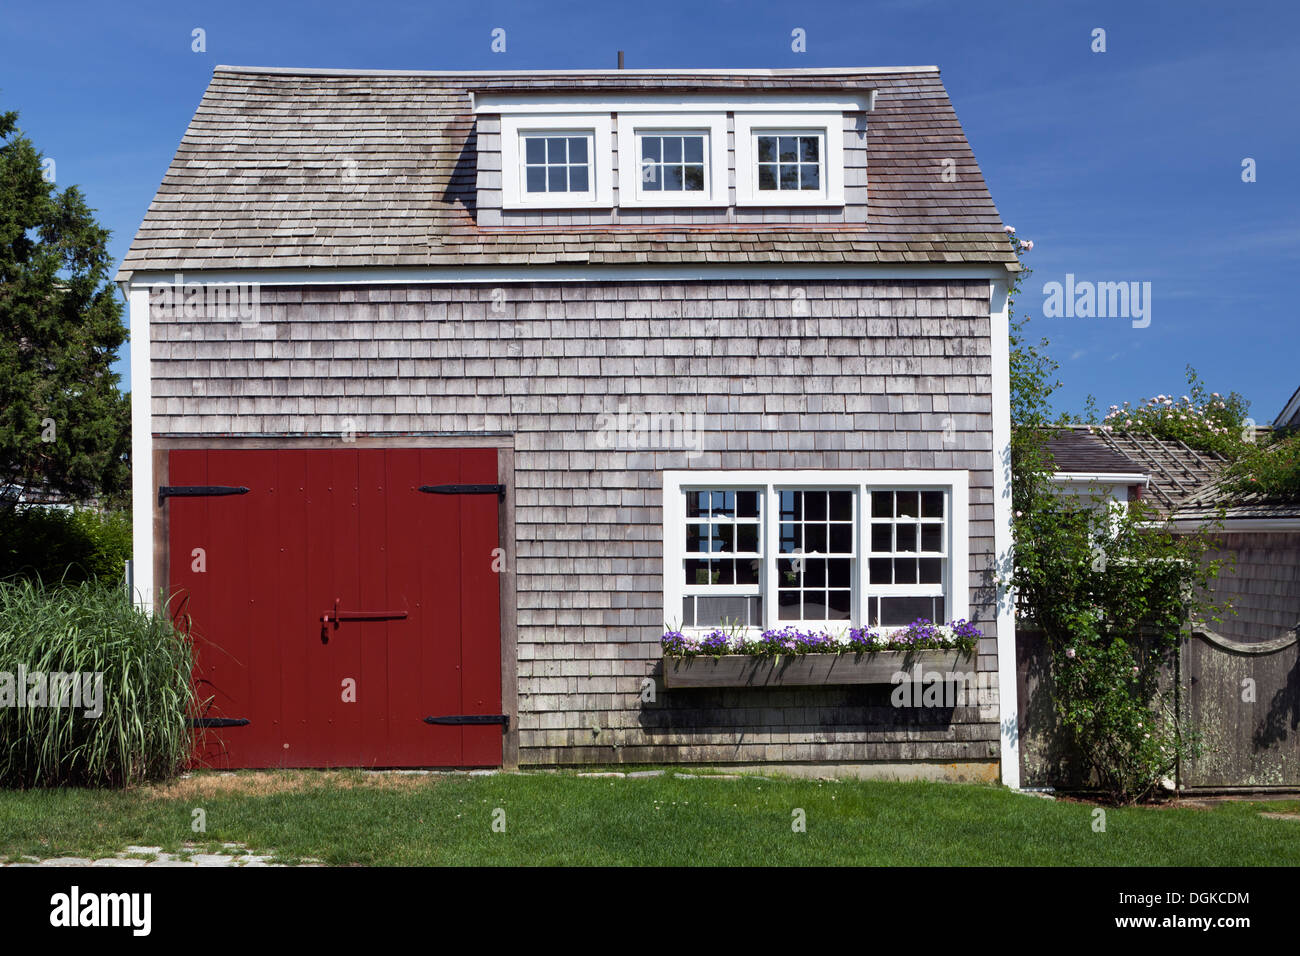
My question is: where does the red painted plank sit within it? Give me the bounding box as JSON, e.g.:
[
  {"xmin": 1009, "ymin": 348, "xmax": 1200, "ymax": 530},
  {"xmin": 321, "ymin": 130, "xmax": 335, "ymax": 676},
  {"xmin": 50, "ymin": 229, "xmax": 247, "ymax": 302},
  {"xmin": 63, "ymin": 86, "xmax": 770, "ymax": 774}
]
[
  {"xmin": 170, "ymin": 446, "xmax": 502, "ymax": 769},
  {"xmin": 459, "ymin": 448, "xmax": 503, "ymax": 767}
]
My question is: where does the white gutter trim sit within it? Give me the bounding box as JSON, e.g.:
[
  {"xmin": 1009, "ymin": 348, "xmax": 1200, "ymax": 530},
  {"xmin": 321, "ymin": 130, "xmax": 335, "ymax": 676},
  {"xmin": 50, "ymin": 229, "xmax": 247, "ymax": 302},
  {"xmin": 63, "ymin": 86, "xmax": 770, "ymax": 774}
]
[
  {"xmin": 989, "ymin": 276, "xmax": 1019, "ymax": 790},
  {"xmin": 123, "ymin": 262, "xmax": 1014, "ymax": 288},
  {"xmin": 1049, "ymin": 472, "xmax": 1149, "ymax": 485}
]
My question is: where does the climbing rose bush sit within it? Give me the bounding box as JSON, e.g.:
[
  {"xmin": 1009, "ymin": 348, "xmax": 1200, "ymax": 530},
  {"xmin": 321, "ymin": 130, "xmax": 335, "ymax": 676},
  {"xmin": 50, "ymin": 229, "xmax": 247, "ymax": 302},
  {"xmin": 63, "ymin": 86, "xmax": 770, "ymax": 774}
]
[
  {"xmin": 662, "ymin": 619, "xmax": 981, "ymax": 658},
  {"xmin": 1090, "ymin": 367, "xmax": 1252, "ymax": 459},
  {"xmin": 1222, "ymin": 431, "xmax": 1300, "ymax": 502}
]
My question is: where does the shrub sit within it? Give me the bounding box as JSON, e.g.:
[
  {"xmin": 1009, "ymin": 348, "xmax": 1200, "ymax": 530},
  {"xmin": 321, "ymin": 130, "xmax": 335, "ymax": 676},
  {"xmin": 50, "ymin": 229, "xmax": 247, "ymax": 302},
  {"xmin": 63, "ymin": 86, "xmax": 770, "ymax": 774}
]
[
  {"xmin": 1221, "ymin": 432, "xmax": 1300, "ymax": 502},
  {"xmin": 0, "ymin": 507, "xmax": 131, "ymax": 585},
  {"xmin": 1090, "ymin": 366, "xmax": 1252, "ymax": 459},
  {"xmin": 0, "ymin": 579, "xmax": 196, "ymax": 788}
]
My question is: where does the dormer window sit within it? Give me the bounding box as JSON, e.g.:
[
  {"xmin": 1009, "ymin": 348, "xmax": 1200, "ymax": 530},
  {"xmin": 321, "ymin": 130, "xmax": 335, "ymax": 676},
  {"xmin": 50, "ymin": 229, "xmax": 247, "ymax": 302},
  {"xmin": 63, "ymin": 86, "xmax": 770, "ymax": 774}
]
[
  {"xmin": 616, "ymin": 113, "xmax": 729, "ymax": 207},
  {"xmin": 755, "ymin": 133, "xmax": 822, "ymax": 192},
  {"xmin": 640, "ymin": 133, "xmax": 706, "ymax": 193},
  {"xmin": 734, "ymin": 112, "xmax": 844, "ymax": 207},
  {"xmin": 523, "ymin": 134, "xmax": 591, "ymax": 194},
  {"xmin": 488, "ymin": 101, "xmax": 854, "ymax": 211},
  {"xmin": 500, "ymin": 113, "xmax": 613, "ymax": 209}
]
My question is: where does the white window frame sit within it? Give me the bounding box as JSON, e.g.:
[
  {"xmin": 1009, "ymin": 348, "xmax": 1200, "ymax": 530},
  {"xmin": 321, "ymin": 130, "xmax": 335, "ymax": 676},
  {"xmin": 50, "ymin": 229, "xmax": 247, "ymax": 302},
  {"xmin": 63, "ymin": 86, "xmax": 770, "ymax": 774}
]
[
  {"xmin": 663, "ymin": 470, "xmax": 969, "ymax": 635},
  {"xmin": 733, "ymin": 112, "xmax": 845, "ymax": 207},
  {"xmin": 615, "ymin": 113, "xmax": 729, "ymax": 208},
  {"xmin": 500, "ymin": 113, "xmax": 613, "ymax": 209}
]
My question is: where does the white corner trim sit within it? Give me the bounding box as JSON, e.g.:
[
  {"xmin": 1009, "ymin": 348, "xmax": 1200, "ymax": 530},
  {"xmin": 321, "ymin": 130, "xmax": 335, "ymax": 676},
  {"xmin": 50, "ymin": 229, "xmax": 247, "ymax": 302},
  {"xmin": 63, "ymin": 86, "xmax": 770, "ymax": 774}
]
[
  {"xmin": 733, "ymin": 113, "xmax": 845, "ymax": 207},
  {"xmin": 499, "ymin": 113, "xmax": 614, "ymax": 210},
  {"xmin": 989, "ymin": 277, "xmax": 1019, "ymax": 789},
  {"xmin": 128, "ymin": 286, "xmax": 154, "ymax": 612},
  {"xmin": 615, "ymin": 113, "xmax": 729, "ymax": 208}
]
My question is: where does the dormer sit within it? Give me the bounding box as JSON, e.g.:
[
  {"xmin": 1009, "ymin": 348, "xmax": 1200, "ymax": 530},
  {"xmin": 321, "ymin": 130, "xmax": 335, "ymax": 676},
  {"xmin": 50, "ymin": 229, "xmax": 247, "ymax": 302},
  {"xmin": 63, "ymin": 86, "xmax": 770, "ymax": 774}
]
[{"xmin": 470, "ymin": 85, "xmax": 874, "ymax": 225}]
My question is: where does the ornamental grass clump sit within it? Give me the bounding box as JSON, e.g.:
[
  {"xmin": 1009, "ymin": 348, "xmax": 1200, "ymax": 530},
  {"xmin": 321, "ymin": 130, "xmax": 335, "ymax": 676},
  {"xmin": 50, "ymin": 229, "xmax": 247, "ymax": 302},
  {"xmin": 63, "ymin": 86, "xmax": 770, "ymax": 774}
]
[{"xmin": 0, "ymin": 579, "xmax": 197, "ymax": 788}]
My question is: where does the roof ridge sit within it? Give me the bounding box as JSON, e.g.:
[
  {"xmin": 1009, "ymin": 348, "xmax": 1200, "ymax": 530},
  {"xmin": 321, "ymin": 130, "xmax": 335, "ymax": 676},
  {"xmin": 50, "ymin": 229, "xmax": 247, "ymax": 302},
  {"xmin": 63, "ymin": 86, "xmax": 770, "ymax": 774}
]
[{"xmin": 212, "ymin": 64, "xmax": 941, "ymax": 78}]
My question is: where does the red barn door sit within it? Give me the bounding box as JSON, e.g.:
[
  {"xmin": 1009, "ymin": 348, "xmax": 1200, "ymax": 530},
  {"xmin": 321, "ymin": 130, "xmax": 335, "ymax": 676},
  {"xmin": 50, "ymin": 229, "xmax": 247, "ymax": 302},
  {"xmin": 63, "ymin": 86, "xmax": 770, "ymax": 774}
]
[{"xmin": 166, "ymin": 447, "xmax": 503, "ymax": 768}]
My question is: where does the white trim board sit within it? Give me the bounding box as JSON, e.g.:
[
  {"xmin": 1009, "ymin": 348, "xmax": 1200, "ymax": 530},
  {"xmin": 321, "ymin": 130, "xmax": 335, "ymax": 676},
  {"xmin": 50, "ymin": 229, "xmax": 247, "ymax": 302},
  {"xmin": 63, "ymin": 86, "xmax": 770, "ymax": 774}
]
[
  {"xmin": 128, "ymin": 287, "xmax": 153, "ymax": 612},
  {"xmin": 1050, "ymin": 472, "xmax": 1149, "ymax": 485},
  {"xmin": 988, "ymin": 276, "xmax": 1019, "ymax": 790},
  {"xmin": 476, "ymin": 95, "xmax": 873, "ymax": 114},
  {"xmin": 124, "ymin": 263, "xmax": 1015, "ymax": 289}
]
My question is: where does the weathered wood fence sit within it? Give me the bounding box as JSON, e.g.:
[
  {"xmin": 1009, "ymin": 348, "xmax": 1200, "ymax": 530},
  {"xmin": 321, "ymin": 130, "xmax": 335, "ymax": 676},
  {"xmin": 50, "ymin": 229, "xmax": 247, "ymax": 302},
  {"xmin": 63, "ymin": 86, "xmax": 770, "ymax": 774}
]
[{"xmin": 1017, "ymin": 627, "xmax": 1300, "ymax": 790}]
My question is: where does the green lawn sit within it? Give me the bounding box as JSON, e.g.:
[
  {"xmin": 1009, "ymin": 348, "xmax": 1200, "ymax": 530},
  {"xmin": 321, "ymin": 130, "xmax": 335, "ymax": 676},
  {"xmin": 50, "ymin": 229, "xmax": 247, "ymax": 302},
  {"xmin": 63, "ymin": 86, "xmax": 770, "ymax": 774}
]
[{"xmin": 1, "ymin": 770, "xmax": 1297, "ymax": 866}]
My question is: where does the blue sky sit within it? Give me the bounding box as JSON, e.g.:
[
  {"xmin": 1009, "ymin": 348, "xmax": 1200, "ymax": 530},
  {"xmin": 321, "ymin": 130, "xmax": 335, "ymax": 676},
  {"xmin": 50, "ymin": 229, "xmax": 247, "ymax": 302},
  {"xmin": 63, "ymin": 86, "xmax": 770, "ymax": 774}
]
[{"xmin": 2, "ymin": 0, "xmax": 1296, "ymax": 421}]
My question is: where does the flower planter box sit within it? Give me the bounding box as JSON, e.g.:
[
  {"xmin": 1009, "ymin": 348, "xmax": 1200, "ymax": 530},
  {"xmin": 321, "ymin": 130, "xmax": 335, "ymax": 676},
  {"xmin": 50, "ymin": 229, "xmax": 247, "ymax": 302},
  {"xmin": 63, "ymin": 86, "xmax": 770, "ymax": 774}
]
[{"xmin": 662, "ymin": 650, "xmax": 975, "ymax": 688}]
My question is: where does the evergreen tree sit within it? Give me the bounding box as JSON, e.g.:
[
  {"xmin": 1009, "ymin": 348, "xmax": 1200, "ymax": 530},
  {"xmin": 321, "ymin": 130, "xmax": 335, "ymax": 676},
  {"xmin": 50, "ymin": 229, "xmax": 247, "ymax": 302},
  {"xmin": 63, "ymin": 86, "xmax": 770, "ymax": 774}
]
[{"xmin": 0, "ymin": 107, "xmax": 129, "ymax": 510}]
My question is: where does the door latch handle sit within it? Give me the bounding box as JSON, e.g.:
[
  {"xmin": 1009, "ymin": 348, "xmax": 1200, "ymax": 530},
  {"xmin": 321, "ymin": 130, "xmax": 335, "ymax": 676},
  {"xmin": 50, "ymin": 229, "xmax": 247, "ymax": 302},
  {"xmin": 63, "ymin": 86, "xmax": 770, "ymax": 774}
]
[{"xmin": 320, "ymin": 597, "xmax": 408, "ymax": 643}]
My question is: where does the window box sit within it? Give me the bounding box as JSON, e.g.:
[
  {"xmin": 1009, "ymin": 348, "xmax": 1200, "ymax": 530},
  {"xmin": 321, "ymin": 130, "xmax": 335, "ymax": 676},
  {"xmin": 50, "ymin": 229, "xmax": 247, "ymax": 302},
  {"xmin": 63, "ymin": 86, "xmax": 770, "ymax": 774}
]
[{"xmin": 662, "ymin": 648, "xmax": 975, "ymax": 688}]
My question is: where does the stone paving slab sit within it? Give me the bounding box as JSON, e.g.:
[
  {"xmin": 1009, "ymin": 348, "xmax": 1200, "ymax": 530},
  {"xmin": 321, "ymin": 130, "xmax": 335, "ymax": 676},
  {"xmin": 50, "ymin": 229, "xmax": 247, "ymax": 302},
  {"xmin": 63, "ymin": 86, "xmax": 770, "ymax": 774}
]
[{"xmin": 6, "ymin": 842, "xmax": 292, "ymax": 867}]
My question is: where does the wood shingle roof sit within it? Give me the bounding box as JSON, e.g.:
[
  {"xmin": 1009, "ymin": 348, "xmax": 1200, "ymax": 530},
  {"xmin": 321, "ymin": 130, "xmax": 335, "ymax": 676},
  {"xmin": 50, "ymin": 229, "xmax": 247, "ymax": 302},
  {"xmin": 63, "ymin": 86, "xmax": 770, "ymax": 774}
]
[{"xmin": 117, "ymin": 65, "xmax": 1016, "ymax": 280}]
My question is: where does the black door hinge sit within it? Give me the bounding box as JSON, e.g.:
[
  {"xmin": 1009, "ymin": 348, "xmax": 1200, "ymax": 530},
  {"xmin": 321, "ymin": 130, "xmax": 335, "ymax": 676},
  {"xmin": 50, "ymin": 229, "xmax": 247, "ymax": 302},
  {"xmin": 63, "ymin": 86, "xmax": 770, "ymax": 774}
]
[
  {"xmin": 159, "ymin": 485, "xmax": 250, "ymax": 506},
  {"xmin": 424, "ymin": 714, "xmax": 510, "ymax": 730},
  {"xmin": 189, "ymin": 717, "xmax": 251, "ymax": 728},
  {"xmin": 418, "ymin": 484, "xmax": 505, "ymax": 500}
]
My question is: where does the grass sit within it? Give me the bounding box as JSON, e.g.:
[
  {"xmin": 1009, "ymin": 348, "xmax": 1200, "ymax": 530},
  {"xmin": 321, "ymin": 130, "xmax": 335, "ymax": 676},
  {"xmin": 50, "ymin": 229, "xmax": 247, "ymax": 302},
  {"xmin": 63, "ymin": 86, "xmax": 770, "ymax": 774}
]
[{"xmin": 1, "ymin": 770, "xmax": 1298, "ymax": 866}]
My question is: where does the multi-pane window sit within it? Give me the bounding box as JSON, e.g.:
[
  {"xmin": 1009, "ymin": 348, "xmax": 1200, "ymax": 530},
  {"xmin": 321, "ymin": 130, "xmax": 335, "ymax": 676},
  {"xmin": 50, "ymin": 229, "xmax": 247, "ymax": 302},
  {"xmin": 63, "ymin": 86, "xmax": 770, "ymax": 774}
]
[
  {"xmin": 666, "ymin": 474, "xmax": 963, "ymax": 634},
  {"xmin": 866, "ymin": 489, "xmax": 949, "ymax": 628},
  {"xmin": 523, "ymin": 135, "xmax": 591, "ymax": 194},
  {"xmin": 776, "ymin": 490, "xmax": 855, "ymax": 622},
  {"xmin": 640, "ymin": 134, "xmax": 706, "ymax": 192},
  {"xmin": 755, "ymin": 133, "xmax": 822, "ymax": 192},
  {"xmin": 681, "ymin": 490, "xmax": 763, "ymax": 627}
]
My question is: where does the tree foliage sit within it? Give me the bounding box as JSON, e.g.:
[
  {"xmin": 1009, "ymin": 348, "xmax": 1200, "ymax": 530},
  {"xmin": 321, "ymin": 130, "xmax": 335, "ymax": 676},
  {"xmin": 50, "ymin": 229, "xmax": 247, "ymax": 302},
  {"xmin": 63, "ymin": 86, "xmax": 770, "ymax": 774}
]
[{"xmin": 0, "ymin": 108, "xmax": 129, "ymax": 510}]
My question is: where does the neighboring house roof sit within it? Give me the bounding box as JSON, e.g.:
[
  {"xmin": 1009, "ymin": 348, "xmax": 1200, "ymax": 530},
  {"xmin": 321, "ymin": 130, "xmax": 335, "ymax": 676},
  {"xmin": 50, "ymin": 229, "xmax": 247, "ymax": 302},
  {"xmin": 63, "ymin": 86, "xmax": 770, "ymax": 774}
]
[
  {"xmin": 1045, "ymin": 427, "xmax": 1143, "ymax": 475},
  {"xmin": 1044, "ymin": 425, "xmax": 1228, "ymax": 515},
  {"xmin": 1172, "ymin": 474, "xmax": 1300, "ymax": 522},
  {"xmin": 116, "ymin": 65, "xmax": 1016, "ymax": 281},
  {"xmin": 1090, "ymin": 428, "xmax": 1228, "ymax": 514}
]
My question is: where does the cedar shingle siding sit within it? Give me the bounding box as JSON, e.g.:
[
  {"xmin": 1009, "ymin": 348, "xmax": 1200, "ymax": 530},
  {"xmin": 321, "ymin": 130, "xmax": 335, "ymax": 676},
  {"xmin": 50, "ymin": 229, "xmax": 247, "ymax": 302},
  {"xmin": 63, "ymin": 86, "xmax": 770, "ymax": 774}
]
[{"xmin": 149, "ymin": 279, "xmax": 1003, "ymax": 766}]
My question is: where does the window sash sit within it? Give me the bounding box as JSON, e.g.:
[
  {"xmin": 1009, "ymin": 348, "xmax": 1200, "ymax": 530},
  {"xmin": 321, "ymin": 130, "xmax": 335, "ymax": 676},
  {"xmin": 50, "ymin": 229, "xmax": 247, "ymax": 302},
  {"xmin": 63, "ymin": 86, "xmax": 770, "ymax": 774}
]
[
  {"xmin": 519, "ymin": 131, "xmax": 595, "ymax": 198},
  {"xmin": 664, "ymin": 473, "xmax": 968, "ymax": 634}
]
